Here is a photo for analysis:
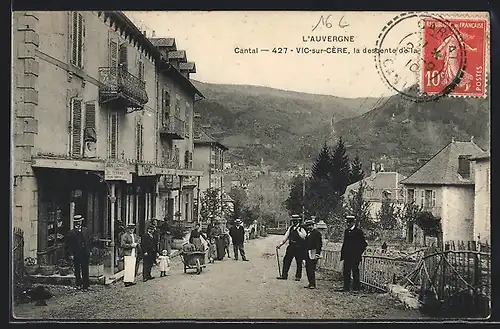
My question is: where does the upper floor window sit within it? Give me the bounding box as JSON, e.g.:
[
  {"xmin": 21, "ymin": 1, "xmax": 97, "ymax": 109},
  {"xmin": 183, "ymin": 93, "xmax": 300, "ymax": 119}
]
[
  {"xmin": 136, "ymin": 119, "xmax": 144, "ymax": 162},
  {"xmin": 138, "ymin": 59, "xmax": 145, "ymax": 82},
  {"xmin": 162, "ymin": 89, "xmax": 171, "ymax": 126},
  {"xmin": 119, "ymin": 43, "xmax": 128, "ymax": 71},
  {"xmin": 70, "ymin": 12, "xmax": 84, "ymax": 68},
  {"xmin": 458, "ymin": 155, "xmax": 471, "ymax": 179},
  {"xmin": 407, "ymin": 189, "xmax": 415, "ymax": 203},
  {"xmin": 108, "ymin": 111, "xmax": 119, "ymax": 159}
]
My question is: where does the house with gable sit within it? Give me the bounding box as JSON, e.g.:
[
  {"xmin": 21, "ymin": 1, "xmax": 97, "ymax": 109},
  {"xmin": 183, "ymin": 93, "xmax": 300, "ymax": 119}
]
[{"xmin": 400, "ymin": 138, "xmax": 487, "ymax": 244}]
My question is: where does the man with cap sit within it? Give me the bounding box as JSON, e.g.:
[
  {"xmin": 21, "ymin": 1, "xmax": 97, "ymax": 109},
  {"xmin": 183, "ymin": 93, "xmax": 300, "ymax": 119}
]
[
  {"xmin": 66, "ymin": 215, "xmax": 91, "ymax": 291},
  {"xmin": 141, "ymin": 225, "xmax": 159, "ymax": 282},
  {"xmin": 303, "ymin": 218, "xmax": 323, "ymax": 289},
  {"xmin": 121, "ymin": 222, "xmax": 140, "ymax": 287},
  {"xmin": 276, "ymin": 214, "xmax": 307, "ymax": 281},
  {"xmin": 229, "ymin": 219, "xmax": 248, "ymax": 261},
  {"xmin": 339, "ymin": 215, "xmax": 368, "ymax": 291}
]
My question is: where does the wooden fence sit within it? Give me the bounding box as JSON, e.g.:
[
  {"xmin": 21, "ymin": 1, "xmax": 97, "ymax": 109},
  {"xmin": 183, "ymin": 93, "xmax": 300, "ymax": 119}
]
[
  {"xmin": 13, "ymin": 227, "xmax": 24, "ymax": 282},
  {"xmin": 318, "ymin": 240, "xmax": 491, "ymax": 318}
]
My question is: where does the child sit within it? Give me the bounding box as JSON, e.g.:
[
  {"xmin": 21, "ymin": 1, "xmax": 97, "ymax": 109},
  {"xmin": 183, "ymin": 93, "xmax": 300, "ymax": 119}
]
[
  {"xmin": 208, "ymin": 238, "xmax": 217, "ymax": 263},
  {"xmin": 158, "ymin": 250, "xmax": 170, "ymax": 277}
]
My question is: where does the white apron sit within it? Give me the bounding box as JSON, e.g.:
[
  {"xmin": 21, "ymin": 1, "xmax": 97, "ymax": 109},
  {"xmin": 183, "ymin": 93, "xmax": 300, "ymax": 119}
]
[{"xmin": 124, "ymin": 234, "xmax": 137, "ymax": 283}]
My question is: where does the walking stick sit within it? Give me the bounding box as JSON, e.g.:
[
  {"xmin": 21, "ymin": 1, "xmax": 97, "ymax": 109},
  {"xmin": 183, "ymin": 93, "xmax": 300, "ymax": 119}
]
[{"xmin": 276, "ymin": 246, "xmax": 282, "ymax": 277}]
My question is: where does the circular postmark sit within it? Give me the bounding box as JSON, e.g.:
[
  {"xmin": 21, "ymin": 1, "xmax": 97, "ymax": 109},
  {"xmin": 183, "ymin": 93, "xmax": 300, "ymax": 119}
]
[{"xmin": 375, "ymin": 12, "xmax": 468, "ymax": 102}]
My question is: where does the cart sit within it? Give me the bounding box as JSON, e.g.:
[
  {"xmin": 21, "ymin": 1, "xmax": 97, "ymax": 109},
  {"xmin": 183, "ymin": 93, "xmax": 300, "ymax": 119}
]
[{"xmin": 180, "ymin": 250, "xmax": 207, "ymax": 275}]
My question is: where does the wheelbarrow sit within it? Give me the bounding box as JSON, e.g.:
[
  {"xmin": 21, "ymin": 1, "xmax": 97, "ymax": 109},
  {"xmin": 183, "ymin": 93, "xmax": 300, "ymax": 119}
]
[{"xmin": 180, "ymin": 250, "xmax": 207, "ymax": 275}]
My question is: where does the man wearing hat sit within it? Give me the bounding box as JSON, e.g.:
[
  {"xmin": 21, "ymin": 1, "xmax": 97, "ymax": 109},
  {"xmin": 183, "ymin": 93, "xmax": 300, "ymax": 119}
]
[
  {"xmin": 303, "ymin": 218, "xmax": 323, "ymax": 289},
  {"xmin": 141, "ymin": 225, "xmax": 159, "ymax": 282},
  {"xmin": 229, "ymin": 219, "xmax": 248, "ymax": 261},
  {"xmin": 121, "ymin": 223, "xmax": 140, "ymax": 287},
  {"xmin": 276, "ymin": 214, "xmax": 307, "ymax": 281},
  {"xmin": 339, "ymin": 215, "xmax": 368, "ymax": 291},
  {"xmin": 66, "ymin": 215, "xmax": 91, "ymax": 291}
]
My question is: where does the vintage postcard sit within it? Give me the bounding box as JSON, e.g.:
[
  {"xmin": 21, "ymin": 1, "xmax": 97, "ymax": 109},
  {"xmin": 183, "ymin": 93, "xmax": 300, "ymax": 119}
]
[{"xmin": 12, "ymin": 11, "xmax": 491, "ymax": 321}]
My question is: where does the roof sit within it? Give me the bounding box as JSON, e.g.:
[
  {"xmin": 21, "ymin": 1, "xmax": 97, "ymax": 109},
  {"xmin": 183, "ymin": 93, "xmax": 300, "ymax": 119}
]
[
  {"xmin": 179, "ymin": 62, "xmax": 197, "ymax": 73},
  {"xmin": 401, "ymin": 141, "xmax": 486, "ymax": 185},
  {"xmin": 149, "ymin": 37, "xmax": 176, "ymax": 48},
  {"xmin": 345, "ymin": 171, "xmax": 407, "ymax": 195},
  {"xmin": 168, "ymin": 50, "xmax": 187, "ymax": 62},
  {"xmin": 194, "ymin": 129, "xmax": 229, "ymax": 151},
  {"xmin": 470, "ymin": 151, "xmax": 490, "ymax": 161}
]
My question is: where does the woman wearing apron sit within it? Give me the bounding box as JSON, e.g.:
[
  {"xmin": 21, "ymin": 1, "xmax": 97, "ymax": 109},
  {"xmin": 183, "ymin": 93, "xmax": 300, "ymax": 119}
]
[
  {"xmin": 189, "ymin": 223, "xmax": 206, "ymax": 252},
  {"xmin": 121, "ymin": 223, "xmax": 140, "ymax": 287}
]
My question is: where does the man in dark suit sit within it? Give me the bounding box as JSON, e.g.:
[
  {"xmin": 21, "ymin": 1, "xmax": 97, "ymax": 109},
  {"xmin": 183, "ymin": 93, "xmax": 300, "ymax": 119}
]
[
  {"xmin": 141, "ymin": 225, "xmax": 159, "ymax": 282},
  {"xmin": 340, "ymin": 215, "xmax": 368, "ymax": 291},
  {"xmin": 229, "ymin": 219, "xmax": 248, "ymax": 261},
  {"xmin": 276, "ymin": 214, "xmax": 307, "ymax": 281},
  {"xmin": 303, "ymin": 219, "xmax": 323, "ymax": 289},
  {"xmin": 66, "ymin": 215, "xmax": 91, "ymax": 291}
]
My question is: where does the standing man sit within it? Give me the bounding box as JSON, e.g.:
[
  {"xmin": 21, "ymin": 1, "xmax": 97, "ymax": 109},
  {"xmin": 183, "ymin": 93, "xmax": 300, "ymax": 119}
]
[
  {"xmin": 303, "ymin": 219, "xmax": 323, "ymax": 289},
  {"xmin": 66, "ymin": 215, "xmax": 91, "ymax": 291},
  {"xmin": 339, "ymin": 215, "xmax": 368, "ymax": 292},
  {"xmin": 276, "ymin": 214, "xmax": 307, "ymax": 281},
  {"xmin": 121, "ymin": 223, "xmax": 140, "ymax": 287},
  {"xmin": 141, "ymin": 225, "xmax": 159, "ymax": 282},
  {"xmin": 229, "ymin": 219, "xmax": 248, "ymax": 261}
]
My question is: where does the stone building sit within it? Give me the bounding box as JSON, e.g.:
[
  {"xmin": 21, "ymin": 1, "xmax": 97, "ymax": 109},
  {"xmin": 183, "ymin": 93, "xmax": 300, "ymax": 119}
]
[{"xmin": 12, "ymin": 11, "xmax": 203, "ymax": 269}]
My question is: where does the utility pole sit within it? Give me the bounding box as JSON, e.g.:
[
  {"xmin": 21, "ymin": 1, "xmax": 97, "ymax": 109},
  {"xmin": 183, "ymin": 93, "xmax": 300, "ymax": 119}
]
[{"xmin": 301, "ymin": 170, "xmax": 305, "ymax": 223}]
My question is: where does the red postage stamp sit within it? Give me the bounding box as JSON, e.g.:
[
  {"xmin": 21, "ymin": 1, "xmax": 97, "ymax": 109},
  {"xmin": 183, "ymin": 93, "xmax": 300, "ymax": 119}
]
[{"xmin": 421, "ymin": 18, "xmax": 488, "ymax": 97}]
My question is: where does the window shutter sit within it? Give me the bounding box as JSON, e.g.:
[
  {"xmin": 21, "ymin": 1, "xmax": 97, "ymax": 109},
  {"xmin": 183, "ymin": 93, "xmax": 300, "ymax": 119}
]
[
  {"xmin": 109, "ymin": 112, "xmax": 118, "ymax": 159},
  {"xmin": 163, "ymin": 90, "xmax": 170, "ymax": 126},
  {"xmin": 136, "ymin": 121, "xmax": 143, "ymax": 162},
  {"xmin": 189, "ymin": 151, "xmax": 193, "ymax": 169},
  {"xmin": 71, "ymin": 12, "xmax": 78, "ymax": 66},
  {"xmin": 119, "ymin": 44, "xmax": 128, "ymax": 71},
  {"xmin": 109, "ymin": 39, "xmax": 118, "ymax": 68},
  {"xmin": 84, "ymin": 102, "xmax": 96, "ymax": 129},
  {"xmin": 432, "ymin": 191, "xmax": 436, "ymax": 207},
  {"xmin": 420, "ymin": 190, "xmax": 424, "ymax": 206},
  {"xmin": 138, "ymin": 60, "xmax": 145, "ymax": 81},
  {"xmin": 77, "ymin": 13, "xmax": 83, "ymax": 68},
  {"xmin": 70, "ymin": 98, "xmax": 83, "ymax": 157}
]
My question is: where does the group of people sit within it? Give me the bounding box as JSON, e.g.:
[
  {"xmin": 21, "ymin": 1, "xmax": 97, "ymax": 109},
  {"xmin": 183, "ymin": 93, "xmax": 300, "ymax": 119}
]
[
  {"xmin": 65, "ymin": 215, "xmax": 171, "ymax": 290},
  {"xmin": 188, "ymin": 218, "xmax": 249, "ymax": 262},
  {"xmin": 276, "ymin": 214, "xmax": 368, "ymax": 292}
]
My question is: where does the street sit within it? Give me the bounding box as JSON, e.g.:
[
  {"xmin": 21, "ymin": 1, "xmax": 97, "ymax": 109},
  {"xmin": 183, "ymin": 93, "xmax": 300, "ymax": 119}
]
[{"xmin": 14, "ymin": 235, "xmax": 427, "ymax": 320}]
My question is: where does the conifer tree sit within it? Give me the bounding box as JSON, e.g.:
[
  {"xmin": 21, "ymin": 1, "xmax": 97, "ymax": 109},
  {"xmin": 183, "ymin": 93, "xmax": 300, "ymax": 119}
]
[
  {"xmin": 349, "ymin": 154, "xmax": 365, "ymax": 185},
  {"xmin": 284, "ymin": 175, "xmax": 306, "ymax": 216},
  {"xmin": 330, "ymin": 137, "xmax": 351, "ymax": 195},
  {"xmin": 347, "ymin": 181, "xmax": 371, "ymax": 230},
  {"xmin": 311, "ymin": 142, "xmax": 333, "ymax": 181}
]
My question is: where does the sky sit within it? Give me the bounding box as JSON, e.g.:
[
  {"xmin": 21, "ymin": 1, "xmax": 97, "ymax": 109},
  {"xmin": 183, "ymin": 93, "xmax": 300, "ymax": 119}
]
[{"xmin": 124, "ymin": 11, "xmax": 488, "ymax": 98}]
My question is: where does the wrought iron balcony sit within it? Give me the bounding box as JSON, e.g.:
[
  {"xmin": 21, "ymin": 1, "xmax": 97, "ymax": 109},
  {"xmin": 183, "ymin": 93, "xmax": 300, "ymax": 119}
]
[
  {"xmin": 160, "ymin": 116, "xmax": 185, "ymax": 139},
  {"xmin": 99, "ymin": 67, "xmax": 148, "ymax": 109}
]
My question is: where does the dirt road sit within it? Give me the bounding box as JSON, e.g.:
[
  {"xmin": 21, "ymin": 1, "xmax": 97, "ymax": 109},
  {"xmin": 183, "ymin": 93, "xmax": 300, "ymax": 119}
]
[{"xmin": 13, "ymin": 235, "xmax": 428, "ymax": 320}]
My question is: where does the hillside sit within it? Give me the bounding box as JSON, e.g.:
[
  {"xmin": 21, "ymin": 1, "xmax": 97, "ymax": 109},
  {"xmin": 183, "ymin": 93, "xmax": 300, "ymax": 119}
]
[
  {"xmin": 192, "ymin": 80, "xmax": 381, "ymax": 168},
  {"xmin": 192, "ymin": 80, "xmax": 490, "ymax": 175}
]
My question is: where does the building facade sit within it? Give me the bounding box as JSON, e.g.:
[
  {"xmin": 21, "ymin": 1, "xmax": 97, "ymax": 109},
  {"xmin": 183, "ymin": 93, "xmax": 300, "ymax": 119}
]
[
  {"xmin": 401, "ymin": 139, "xmax": 487, "ymax": 244},
  {"xmin": 12, "ymin": 11, "xmax": 203, "ymax": 269},
  {"xmin": 192, "ymin": 125, "xmax": 228, "ymax": 223},
  {"xmin": 471, "ymin": 153, "xmax": 490, "ymax": 244}
]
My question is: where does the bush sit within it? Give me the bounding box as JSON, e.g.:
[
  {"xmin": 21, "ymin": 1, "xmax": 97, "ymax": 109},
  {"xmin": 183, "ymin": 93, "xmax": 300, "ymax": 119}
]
[{"xmin": 89, "ymin": 247, "xmax": 108, "ymax": 265}]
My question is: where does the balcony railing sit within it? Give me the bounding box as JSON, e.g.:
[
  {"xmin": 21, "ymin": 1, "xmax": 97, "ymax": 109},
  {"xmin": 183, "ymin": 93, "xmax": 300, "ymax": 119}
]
[
  {"xmin": 160, "ymin": 116, "xmax": 185, "ymax": 139},
  {"xmin": 99, "ymin": 67, "xmax": 148, "ymax": 109}
]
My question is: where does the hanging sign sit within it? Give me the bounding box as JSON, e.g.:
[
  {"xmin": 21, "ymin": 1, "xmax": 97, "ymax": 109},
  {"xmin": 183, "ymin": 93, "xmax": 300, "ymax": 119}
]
[
  {"xmin": 105, "ymin": 161, "xmax": 132, "ymax": 183},
  {"xmin": 137, "ymin": 163, "xmax": 156, "ymax": 176}
]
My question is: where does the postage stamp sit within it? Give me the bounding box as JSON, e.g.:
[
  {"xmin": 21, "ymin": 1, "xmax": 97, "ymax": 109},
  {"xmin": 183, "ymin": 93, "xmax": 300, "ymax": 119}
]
[
  {"xmin": 374, "ymin": 12, "xmax": 489, "ymax": 101},
  {"xmin": 421, "ymin": 17, "xmax": 488, "ymax": 98}
]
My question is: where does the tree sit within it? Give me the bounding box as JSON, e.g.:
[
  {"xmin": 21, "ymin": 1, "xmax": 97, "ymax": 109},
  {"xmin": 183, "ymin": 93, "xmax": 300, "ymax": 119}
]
[
  {"xmin": 311, "ymin": 142, "xmax": 333, "ymax": 181},
  {"xmin": 415, "ymin": 211, "xmax": 442, "ymax": 239},
  {"xmin": 228, "ymin": 186, "xmax": 247, "ymax": 223},
  {"xmin": 346, "ymin": 181, "xmax": 372, "ymax": 230},
  {"xmin": 349, "ymin": 154, "xmax": 365, "ymax": 185},
  {"xmin": 284, "ymin": 175, "xmax": 306, "ymax": 216},
  {"xmin": 200, "ymin": 187, "xmax": 231, "ymax": 223},
  {"xmin": 377, "ymin": 198, "xmax": 398, "ymax": 230},
  {"xmin": 330, "ymin": 137, "xmax": 351, "ymax": 196},
  {"xmin": 241, "ymin": 205, "xmax": 259, "ymax": 227},
  {"xmin": 304, "ymin": 177, "xmax": 339, "ymax": 220}
]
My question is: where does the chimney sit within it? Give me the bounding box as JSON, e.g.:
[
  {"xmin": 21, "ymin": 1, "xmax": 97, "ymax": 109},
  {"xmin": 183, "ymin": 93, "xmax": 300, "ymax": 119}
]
[
  {"xmin": 371, "ymin": 162, "xmax": 376, "ymax": 176},
  {"xmin": 142, "ymin": 30, "xmax": 147, "ymax": 36},
  {"xmin": 380, "ymin": 163, "xmax": 385, "ymax": 172},
  {"xmin": 152, "ymin": 30, "xmax": 156, "ymax": 37},
  {"xmin": 470, "ymin": 136, "xmax": 474, "ymax": 143}
]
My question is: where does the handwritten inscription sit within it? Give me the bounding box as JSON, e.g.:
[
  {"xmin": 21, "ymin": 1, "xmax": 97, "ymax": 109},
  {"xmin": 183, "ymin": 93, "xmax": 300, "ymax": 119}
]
[{"xmin": 312, "ymin": 14, "xmax": 350, "ymax": 32}]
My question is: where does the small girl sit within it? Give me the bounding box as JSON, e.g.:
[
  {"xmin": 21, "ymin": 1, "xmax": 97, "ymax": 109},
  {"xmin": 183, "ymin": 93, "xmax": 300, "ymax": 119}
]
[
  {"xmin": 208, "ymin": 238, "xmax": 217, "ymax": 263},
  {"xmin": 158, "ymin": 250, "xmax": 170, "ymax": 277}
]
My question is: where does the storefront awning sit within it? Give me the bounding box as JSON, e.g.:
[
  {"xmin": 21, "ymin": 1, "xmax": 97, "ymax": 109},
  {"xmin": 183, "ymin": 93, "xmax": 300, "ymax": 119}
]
[{"xmin": 32, "ymin": 157, "xmax": 106, "ymax": 171}]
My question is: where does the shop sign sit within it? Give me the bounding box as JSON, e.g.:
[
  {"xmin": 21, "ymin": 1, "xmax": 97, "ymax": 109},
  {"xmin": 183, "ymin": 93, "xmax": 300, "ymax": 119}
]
[
  {"xmin": 105, "ymin": 161, "xmax": 132, "ymax": 183},
  {"xmin": 159, "ymin": 175, "xmax": 180, "ymax": 190},
  {"xmin": 137, "ymin": 164, "xmax": 156, "ymax": 176},
  {"xmin": 182, "ymin": 176, "xmax": 197, "ymax": 187}
]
